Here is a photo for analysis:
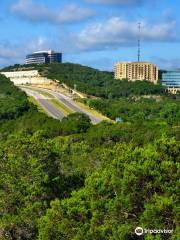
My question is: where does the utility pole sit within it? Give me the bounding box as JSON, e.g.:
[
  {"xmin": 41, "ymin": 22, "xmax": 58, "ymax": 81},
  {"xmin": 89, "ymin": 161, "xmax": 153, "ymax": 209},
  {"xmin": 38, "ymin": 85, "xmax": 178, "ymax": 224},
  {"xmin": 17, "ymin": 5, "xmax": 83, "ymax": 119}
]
[{"xmin": 138, "ymin": 22, "xmax": 141, "ymax": 62}]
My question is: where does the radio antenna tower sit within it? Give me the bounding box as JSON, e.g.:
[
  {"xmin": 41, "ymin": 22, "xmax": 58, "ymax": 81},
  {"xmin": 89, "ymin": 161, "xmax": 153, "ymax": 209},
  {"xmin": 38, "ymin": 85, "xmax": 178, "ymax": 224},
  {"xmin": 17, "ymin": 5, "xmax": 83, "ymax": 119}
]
[{"xmin": 138, "ymin": 22, "xmax": 141, "ymax": 62}]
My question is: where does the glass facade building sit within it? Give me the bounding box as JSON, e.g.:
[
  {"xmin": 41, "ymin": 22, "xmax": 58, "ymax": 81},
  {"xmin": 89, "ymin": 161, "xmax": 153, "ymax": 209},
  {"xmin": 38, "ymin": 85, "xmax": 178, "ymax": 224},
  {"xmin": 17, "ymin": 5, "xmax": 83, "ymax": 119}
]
[
  {"xmin": 26, "ymin": 50, "xmax": 62, "ymax": 64},
  {"xmin": 162, "ymin": 71, "xmax": 180, "ymax": 88}
]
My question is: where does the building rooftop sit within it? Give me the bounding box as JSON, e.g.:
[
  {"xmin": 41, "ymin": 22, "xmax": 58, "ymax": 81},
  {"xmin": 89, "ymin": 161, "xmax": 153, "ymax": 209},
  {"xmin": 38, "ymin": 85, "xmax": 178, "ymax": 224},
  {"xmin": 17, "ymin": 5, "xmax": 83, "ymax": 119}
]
[
  {"xmin": 33, "ymin": 50, "xmax": 55, "ymax": 54},
  {"xmin": 115, "ymin": 61, "xmax": 157, "ymax": 64}
]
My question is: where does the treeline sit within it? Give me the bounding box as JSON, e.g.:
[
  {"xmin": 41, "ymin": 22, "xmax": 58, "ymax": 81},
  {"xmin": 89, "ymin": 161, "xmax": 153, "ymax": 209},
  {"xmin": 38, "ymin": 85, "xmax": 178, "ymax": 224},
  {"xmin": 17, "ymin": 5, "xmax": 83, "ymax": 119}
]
[
  {"xmin": 1, "ymin": 64, "xmax": 36, "ymax": 72},
  {"xmin": 85, "ymin": 96, "xmax": 180, "ymax": 124}
]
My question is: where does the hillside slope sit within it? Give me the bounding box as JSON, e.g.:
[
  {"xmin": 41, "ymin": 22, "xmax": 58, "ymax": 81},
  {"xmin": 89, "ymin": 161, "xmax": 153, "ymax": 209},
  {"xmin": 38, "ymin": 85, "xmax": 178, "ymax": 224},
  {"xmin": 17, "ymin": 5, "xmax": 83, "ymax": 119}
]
[
  {"xmin": 0, "ymin": 72, "xmax": 179, "ymax": 239},
  {"xmin": 1, "ymin": 63, "xmax": 166, "ymax": 98}
]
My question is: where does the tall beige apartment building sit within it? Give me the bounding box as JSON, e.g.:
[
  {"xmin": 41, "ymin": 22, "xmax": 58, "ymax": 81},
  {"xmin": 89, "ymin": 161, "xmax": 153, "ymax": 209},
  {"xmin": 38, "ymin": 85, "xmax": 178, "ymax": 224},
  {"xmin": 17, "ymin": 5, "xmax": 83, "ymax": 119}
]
[{"xmin": 114, "ymin": 62, "xmax": 158, "ymax": 84}]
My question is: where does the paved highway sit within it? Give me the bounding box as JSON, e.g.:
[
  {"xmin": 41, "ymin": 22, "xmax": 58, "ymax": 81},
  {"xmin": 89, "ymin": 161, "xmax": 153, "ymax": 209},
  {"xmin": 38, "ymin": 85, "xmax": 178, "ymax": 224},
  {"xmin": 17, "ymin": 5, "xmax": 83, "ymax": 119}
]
[
  {"xmin": 22, "ymin": 88, "xmax": 65, "ymax": 119},
  {"xmin": 21, "ymin": 86, "xmax": 104, "ymax": 124},
  {"xmin": 46, "ymin": 90, "xmax": 102, "ymax": 124}
]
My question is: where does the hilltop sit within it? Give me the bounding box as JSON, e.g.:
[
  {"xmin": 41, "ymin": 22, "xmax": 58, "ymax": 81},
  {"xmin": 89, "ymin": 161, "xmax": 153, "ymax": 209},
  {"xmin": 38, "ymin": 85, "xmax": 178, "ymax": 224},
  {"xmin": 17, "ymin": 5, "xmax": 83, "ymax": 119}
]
[
  {"xmin": 2, "ymin": 62, "xmax": 179, "ymax": 123},
  {"xmin": 1, "ymin": 62, "xmax": 165, "ymax": 98}
]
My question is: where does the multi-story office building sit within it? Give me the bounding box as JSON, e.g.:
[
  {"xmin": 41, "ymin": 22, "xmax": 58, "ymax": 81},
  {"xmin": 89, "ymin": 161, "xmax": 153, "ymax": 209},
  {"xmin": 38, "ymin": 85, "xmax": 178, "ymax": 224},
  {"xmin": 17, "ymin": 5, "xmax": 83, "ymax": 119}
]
[
  {"xmin": 162, "ymin": 71, "xmax": 180, "ymax": 88},
  {"xmin": 26, "ymin": 50, "xmax": 62, "ymax": 64},
  {"xmin": 114, "ymin": 62, "xmax": 158, "ymax": 84}
]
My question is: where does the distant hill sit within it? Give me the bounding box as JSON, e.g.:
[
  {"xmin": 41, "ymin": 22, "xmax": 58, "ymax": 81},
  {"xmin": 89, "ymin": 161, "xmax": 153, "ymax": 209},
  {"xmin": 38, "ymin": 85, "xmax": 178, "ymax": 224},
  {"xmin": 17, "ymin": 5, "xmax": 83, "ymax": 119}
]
[{"xmin": 1, "ymin": 62, "xmax": 166, "ymax": 98}]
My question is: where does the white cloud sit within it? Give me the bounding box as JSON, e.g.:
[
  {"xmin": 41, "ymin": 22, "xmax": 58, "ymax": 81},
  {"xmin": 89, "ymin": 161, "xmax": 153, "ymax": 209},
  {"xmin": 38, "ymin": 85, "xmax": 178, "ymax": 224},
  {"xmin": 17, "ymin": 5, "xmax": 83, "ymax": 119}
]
[
  {"xmin": 154, "ymin": 57, "xmax": 180, "ymax": 70},
  {"xmin": 87, "ymin": 0, "xmax": 141, "ymax": 4},
  {"xmin": 11, "ymin": 0, "xmax": 95, "ymax": 23},
  {"xmin": 0, "ymin": 42, "xmax": 20, "ymax": 59},
  {"xmin": 86, "ymin": 0, "xmax": 155, "ymax": 6},
  {"xmin": 0, "ymin": 36, "xmax": 56, "ymax": 66},
  {"xmin": 75, "ymin": 17, "xmax": 178, "ymax": 51},
  {"xmin": 0, "ymin": 41, "xmax": 24, "ymax": 66}
]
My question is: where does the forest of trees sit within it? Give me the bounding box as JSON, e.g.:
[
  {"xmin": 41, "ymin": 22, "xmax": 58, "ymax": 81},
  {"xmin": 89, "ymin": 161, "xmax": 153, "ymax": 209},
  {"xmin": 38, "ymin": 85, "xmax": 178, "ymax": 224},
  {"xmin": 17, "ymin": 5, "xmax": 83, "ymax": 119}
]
[
  {"xmin": 84, "ymin": 96, "xmax": 180, "ymax": 123},
  {"xmin": 0, "ymin": 66, "xmax": 179, "ymax": 240}
]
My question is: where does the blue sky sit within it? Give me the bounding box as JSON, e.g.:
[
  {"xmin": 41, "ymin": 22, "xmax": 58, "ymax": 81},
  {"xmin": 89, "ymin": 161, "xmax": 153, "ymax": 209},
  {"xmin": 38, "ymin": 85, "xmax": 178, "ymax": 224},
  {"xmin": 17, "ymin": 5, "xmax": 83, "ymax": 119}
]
[{"xmin": 0, "ymin": 0, "xmax": 180, "ymax": 70}]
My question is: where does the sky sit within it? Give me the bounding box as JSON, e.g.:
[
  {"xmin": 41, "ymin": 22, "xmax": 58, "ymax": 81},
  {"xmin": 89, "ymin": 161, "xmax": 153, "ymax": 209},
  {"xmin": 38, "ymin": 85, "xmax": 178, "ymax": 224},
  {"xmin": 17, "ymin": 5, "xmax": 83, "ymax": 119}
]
[{"xmin": 0, "ymin": 0, "xmax": 180, "ymax": 70}]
